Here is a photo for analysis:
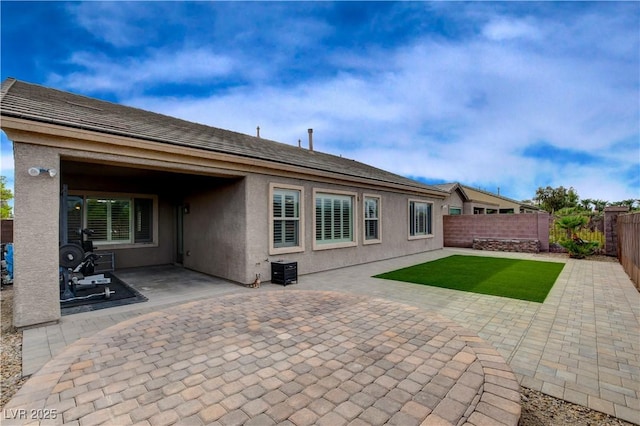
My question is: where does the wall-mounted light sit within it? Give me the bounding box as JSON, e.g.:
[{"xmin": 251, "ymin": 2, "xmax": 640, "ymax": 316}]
[{"xmin": 28, "ymin": 167, "xmax": 57, "ymax": 177}]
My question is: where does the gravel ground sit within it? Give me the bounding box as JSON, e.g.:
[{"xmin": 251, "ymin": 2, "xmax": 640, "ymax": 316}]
[
  {"xmin": 0, "ymin": 274, "xmax": 634, "ymax": 425},
  {"xmin": 1, "ymin": 287, "xmax": 27, "ymax": 409}
]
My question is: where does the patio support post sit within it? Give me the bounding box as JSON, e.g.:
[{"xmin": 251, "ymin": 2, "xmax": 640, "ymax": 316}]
[{"xmin": 12, "ymin": 143, "xmax": 61, "ymax": 328}]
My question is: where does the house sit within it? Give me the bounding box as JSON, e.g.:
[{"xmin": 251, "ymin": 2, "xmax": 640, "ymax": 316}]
[
  {"xmin": 1, "ymin": 78, "xmax": 448, "ymax": 328},
  {"xmin": 434, "ymin": 182, "xmax": 540, "ymax": 215}
]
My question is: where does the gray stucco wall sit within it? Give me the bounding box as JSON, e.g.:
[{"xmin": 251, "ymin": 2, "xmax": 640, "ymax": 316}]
[
  {"xmin": 245, "ymin": 174, "xmax": 444, "ymax": 284},
  {"xmin": 444, "ymin": 191, "xmax": 465, "ymax": 215},
  {"xmin": 13, "ymin": 143, "xmax": 61, "ymax": 327},
  {"xmin": 182, "ymin": 178, "xmax": 248, "ymax": 282},
  {"xmin": 9, "ymin": 141, "xmax": 444, "ymax": 326}
]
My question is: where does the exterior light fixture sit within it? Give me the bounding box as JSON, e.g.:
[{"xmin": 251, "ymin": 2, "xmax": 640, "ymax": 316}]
[{"xmin": 28, "ymin": 167, "xmax": 57, "ymax": 177}]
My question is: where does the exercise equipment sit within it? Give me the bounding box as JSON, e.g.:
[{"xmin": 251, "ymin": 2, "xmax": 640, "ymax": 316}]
[{"xmin": 59, "ymin": 228, "xmax": 113, "ymax": 302}]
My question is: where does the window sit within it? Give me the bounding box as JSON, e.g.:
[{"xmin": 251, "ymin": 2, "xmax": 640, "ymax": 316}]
[
  {"xmin": 273, "ymin": 189, "xmax": 300, "ymax": 248},
  {"xmin": 269, "ymin": 184, "xmax": 304, "ymax": 254},
  {"xmin": 314, "ymin": 191, "xmax": 356, "ymax": 249},
  {"xmin": 134, "ymin": 198, "xmax": 154, "ymax": 242},
  {"xmin": 449, "ymin": 207, "xmax": 462, "ymax": 215},
  {"xmin": 363, "ymin": 195, "xmax": 381, "ymax": 243},
  {"xmin": 67, "ymin": 193, "xmax": 156, "ymax": 246},
  {"xmin": 409, "ymin": 200, "xmax": 432, "ymax": 238},
  {"xmin": 87, "ymin": 197, "xmax": 132, "ymax": 243}
]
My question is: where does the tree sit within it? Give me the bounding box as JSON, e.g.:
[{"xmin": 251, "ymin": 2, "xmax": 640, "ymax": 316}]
[
  {"xmin": 557, "ymin": 215, "xmax": 588, "ymax": 239},
  {"xmin": 579, "ymin": 198, "xmax": 593, "ymax": 211},
  {"xmin": 0, "ymin": 176, "xmax": 13, "ymax": 219},
  {"xmin": 534, "ymin": 186, "xmax": 579, "ymax": 213},
  {"xmin": 591, "ymin": 199, "xmax": 608, "ymax": 212},
  {"xmin": 556, "ymin": 215, "xmax": 598, "ymax": 259}
]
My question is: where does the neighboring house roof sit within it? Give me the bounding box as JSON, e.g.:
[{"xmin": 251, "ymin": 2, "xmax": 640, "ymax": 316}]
[
  {"xmin": 1, "ymin": 78, "xmax": 447, "ymax": 197},
  {"xmin": 433, "ymin": 183, "xmax": 470, "ymax": 202},
  {"xmin": 435, "ymin": 182, "xmax": 540, "ymax": 211}
]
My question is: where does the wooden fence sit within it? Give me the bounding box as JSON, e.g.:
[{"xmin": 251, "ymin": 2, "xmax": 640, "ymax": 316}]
[
  {"xmin": 617, "ymin": 212, "xmax": 639, "ymax": 290},
  {"xmin": 1, "ymin": 219, "xmax": 13, "ymax": 244}
]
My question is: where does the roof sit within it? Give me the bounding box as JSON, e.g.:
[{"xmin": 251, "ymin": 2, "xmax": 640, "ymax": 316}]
[
  {"xmin": 433, "ymin": 182, "xmax": 470, "ymax": 201},
  {"xmin": 1, "ymin": 78, "xmax": 446, "ymax": 196},
  {"xmin": 435, "ymin": 182, "xmax": 539, "ymax": 210}
]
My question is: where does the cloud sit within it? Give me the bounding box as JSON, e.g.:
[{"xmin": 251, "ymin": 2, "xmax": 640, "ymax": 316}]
[
  {"xmin": 121, "ymin": 11, "xmax": 638, "ymax": 202},
  {"xmin": 482, "ymin": 17, "xmax": 541, "ymax": 41},
  {"xmin": 9, "ymin": 2, "xmax": 638, "ymax": 203},
  {"xmin": 1, "ymin": 133, "xmax": 14, "ymax": 170},
  {"xmin": 1, "ymin": 132, "xmax": 15, "ymax": 199},
  {"xmin": 69, "ymin": 2, "xmax": 168, "ymax": 47},
  {"xmin": 46, "ymin": 48, "xmax": 235, "ymax": 96}
]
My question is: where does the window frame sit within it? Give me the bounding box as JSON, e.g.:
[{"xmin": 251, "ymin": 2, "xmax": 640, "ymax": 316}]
[
  {"xmin": 86, "ymin": 196, "xmax": 133, "ymax": 244},
  {"xmin": 68, "ymin": 191, "xmax": 158, "ymax": 249},
  {"xmin": 313, "ymin": 188, "xmax": 357, "ymax": 251},
  {"xmin": 363, "ymin": 194, "xmax": 382, "ymax": 245},
  {"xmin": 408, "ymin": 199, "xmax": 434, "ymax": 240},
  {"xmin": 269, "ymin": 183, "xmax": 305, "ymax": 255}
]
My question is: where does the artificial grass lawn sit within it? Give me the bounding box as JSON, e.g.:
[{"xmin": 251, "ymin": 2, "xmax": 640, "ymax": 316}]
[{"xmin": 374, "ymin": 255, "xmax": 565, "ymax": 303}]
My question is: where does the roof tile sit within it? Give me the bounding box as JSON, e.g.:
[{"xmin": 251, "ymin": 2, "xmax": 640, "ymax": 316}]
[{"xmin": 1, "ymin": 78, "xmax": 446, "ymax": 195}]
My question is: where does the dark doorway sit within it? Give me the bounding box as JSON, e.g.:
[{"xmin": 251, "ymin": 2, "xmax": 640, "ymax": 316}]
[{"xmin": 176, "ymin": 205, "xmax": 185, "ymax": 265}]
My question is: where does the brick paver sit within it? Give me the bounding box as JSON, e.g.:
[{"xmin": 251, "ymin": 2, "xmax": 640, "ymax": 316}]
[
  {"xmin": 3, "ymin": 290, "xmax": 520, "ymax": 425},
  {"xmin": 6, "ymin": 249, "xmax": 640, "ymax": 425}
]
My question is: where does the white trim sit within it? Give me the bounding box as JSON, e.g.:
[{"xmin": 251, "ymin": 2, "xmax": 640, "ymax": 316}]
[
  {"xmin": 408, "ymin": 198, "xmax": 434, "ymax": 240},
  {"xmin": 269, "ymin": 183, "xmax": 305, "ymax": 255},
  {"xmin": 363, "ymin": 193, "xmax": 382, "ymax": 245},
  {"xmin": 313, "ymin": 188, "xmax": 358, "ymax": 251}
]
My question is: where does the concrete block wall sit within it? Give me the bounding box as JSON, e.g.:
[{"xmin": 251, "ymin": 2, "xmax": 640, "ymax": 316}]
[
  {"xmin": 604, "ymin": 206, "xmax": 629, "ymax": 257},
  {"xmin": 444, "ymin": 213, "xmax": 550, "ymax": 252}
]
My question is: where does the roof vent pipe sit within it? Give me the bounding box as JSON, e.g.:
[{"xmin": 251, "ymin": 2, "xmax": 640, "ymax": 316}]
[
  {"xmin": 308, "ymin": 128, "xmax": 313, "ymax": 151},
  {"xmin": 256, "ymin": 126, "xmax": 260, "ymax": 138},
  {"xmin": 298, "ymin": 139, "xmax": 301, "ymax": 148}
]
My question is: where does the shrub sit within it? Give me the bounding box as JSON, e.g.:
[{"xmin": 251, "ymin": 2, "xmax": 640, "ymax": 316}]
[
  {"xmin": 559, "ymin": 237, "xmax": 599, "ymax": 259},
  {"xmin": 555, "ymin": 214, "xmax": 599, "ymax": 258}
]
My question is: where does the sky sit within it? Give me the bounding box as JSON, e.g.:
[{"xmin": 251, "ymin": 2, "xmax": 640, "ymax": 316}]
[{"xmin": 1, "ymin": 1, "xmax": 639, "ymax": 204}]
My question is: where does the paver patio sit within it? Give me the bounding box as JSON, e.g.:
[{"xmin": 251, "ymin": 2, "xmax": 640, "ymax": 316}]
[
  {"xmin": 4, "ymin": 290, "xmax": 521, "ymax": 425},
  {"xmin": 6, "ymin": 248, "xmax": 640, "ymax": 424}
]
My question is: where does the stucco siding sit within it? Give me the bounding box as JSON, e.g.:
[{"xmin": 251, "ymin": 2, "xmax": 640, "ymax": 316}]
[
  {"xmin": 245, "ymin": 174, "xmax": 444, "ymax": 283},
  {"xmin": 444, "ymin": 191, "xmax": 465, "ymax": 215},
  {"xmin": 183, "ymin": 178, "xmax": 248, "ymax": 282},
  {"xmin": 12, "ymin": 143, "xmax": 61, "ymax": 327}
]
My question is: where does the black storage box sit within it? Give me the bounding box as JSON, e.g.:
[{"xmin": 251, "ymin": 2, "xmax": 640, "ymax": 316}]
[{"xmin": 271, "ymin": 261, "xmax": 297, "ymax": 286}]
